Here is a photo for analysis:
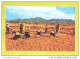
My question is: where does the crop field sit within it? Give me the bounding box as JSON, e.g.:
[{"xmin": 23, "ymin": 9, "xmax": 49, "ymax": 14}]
[{"xmin": 6, "ymin": 23, "xmax": 75, "ymax": 51}]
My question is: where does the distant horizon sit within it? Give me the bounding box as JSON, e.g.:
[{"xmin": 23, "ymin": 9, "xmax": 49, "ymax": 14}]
[
  {"xmin": 6, "ymin": 17, "xmax": 74, "ymax": 20},
  {"xmin": 6, "ymin": 6, "xmax": 75, "ymax": 20}
]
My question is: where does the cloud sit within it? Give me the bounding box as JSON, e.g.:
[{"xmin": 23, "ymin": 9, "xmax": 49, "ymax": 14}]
[{"xmin": 6, "ymin": 6, "xmax": 75, "ymax": 20}]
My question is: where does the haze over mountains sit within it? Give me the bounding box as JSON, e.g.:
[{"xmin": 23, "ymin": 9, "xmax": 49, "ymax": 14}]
[{"xmin": 6, "ymin": 17, "xmax": 75, "ymax": 24}]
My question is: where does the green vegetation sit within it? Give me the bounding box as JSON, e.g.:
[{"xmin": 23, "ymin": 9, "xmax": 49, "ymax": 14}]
[{"xmin": 6, "ymin": 17, "xmax": 75, "ymax": 24}]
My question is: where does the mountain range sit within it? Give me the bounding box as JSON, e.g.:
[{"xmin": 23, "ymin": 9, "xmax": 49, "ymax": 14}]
[{"xmin": 6, "ymin": 17, "xmax": 75, "ymax": 24}]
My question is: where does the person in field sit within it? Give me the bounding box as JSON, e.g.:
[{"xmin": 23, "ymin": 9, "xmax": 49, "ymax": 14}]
[
  {"xmin": 56, "ymin": 24, "xmax": 60, "ymax": 33},
  {"xmin": 24, "ymin": 32, "xmax": 30, "ymax": 38},
  {"xmin": 13, "ymin": 31, "xmax": 21, "ymax": 40},
  {"xmin": 45, "ymin": 24, "xmax": 48, "ymax": 33},
  {"xmin": 36, "ymin": 30, "xmax": 41, "ymax": 36},
  {"xmin": 73, "ymin": 28, "xmax": 75, "ymax": 35},
  {"xmin": 19, "ymin": 23, "xmax": 23, "ymax": 33},
  {"xmin": 6, "ymin": 23, "xmax": 10, "ymax": 34},
  {"xmin": 50, "ymin": 31, "xmax": 55, "ymax": 37}
]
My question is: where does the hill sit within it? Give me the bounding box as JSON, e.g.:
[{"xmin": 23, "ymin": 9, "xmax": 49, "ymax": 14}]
[{"xmin": 6, "ymin": 17, "xmax": 75, "ymax": 24}]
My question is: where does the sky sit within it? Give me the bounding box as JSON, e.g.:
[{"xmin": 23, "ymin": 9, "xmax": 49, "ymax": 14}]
[{"xmin": 6, "ymin": 6, "xmax": 75, "ymax": 20}]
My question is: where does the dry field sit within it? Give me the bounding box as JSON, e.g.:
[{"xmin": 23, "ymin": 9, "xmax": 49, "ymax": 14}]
[{"xmin": 6, "ymin": 23, "xmax": 75, "ymax": 51}]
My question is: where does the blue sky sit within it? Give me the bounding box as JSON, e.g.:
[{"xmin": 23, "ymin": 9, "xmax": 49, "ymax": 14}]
[{"xmin": 6, "ymin": 6, "xmax": 75, "ymax": 20}]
